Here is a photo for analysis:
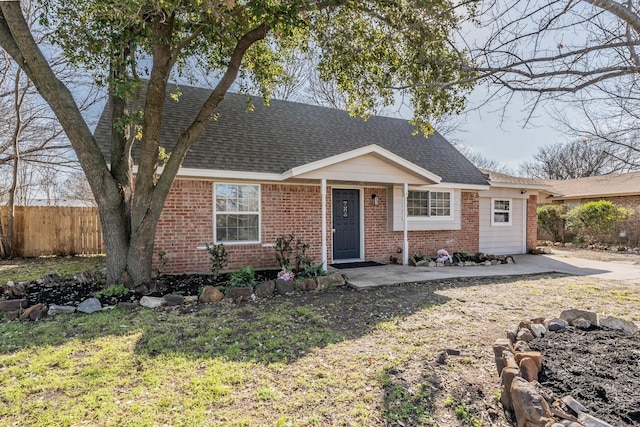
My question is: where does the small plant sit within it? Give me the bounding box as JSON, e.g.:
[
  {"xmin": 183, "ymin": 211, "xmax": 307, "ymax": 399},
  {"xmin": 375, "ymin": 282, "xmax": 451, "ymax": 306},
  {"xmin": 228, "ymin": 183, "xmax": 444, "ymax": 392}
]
[
  {"xmin": 156, "ymin": 251, "xmax": 168, "ymax": 278},
  {"xmin": 537, "ymin": 204, "xmax": 565, "ymax": 242},
  {"xmin": 298, "ymin": 262, "xmax": 326, "ymax": 279},
  {"xmin": 95, "ymin": 284, "xmax": 131, "ymax": 300},
  {"xmin": 277, "ymin": 267, "xmax": 295, "ymax": 282},
  {"xmin": 274, "ymin": 234, "xmax": 313, "ymax": 273},
  {"xmin": 452, "ymin": 252, "xmax": 470, "ymax": 263},
  {"xmin": 206, "ymin": 243, "xmax": 227, "ymax": 279},
  {"xmin": 229, "ymin": 266, "xmax": 256, "ymax": 287}
]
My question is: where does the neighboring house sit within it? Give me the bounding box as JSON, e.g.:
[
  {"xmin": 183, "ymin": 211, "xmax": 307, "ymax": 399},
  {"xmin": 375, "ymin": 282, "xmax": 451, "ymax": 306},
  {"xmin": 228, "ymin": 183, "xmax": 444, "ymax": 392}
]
[
  {"xmin": 94, "ymin": 84, "xmax": 545, "ymax": 273},
  {"xmin": 541, "ymin": 172, "xmax": 640, "ymax": 211}
]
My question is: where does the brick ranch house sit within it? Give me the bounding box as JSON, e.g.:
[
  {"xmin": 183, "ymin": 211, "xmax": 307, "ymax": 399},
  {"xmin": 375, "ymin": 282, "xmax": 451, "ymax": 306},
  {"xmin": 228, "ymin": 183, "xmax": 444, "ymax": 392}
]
[{"xmin": 94, "ymin": 84, "xmax": 546, "ymax": 274}]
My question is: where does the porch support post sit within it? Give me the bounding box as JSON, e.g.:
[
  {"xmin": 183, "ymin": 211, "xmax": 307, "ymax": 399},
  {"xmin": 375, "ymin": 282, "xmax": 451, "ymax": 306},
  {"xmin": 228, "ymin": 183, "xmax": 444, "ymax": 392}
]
[
  {"xmin": 403, "ymin": 182, "xmax": 409, "ymax": 265},
  {"xmin": 321, "ymin": 179, "xmax": 328, "ymax": 271}
]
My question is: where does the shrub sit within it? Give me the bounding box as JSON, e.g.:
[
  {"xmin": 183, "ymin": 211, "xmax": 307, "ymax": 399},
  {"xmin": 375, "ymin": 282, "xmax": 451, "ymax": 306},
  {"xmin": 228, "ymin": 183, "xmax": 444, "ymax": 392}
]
[
  {"xmin": 565, "ymin": 200, "xmax": 631, "ymax": 244},
  {"xmin": 537, "ymin": 204, "xmax": 565, "ymax": 242},
  {"xmin": 229, "ymin": 266, "xmax": 256, "ymax": 287},
  {"xmin": 298, "ymin": 262, "xmax": 326, "ymax": 279},
  {"xmin": 206, "ymin": 243, "xmax": 227, "ymax": 279},
  {"xmin": 274, "ymin": 234, "xmax": 313, "ymax": 273},
  {"xmin": 95, "ymin": 284, "xmax": 131, "ymax": 300}
]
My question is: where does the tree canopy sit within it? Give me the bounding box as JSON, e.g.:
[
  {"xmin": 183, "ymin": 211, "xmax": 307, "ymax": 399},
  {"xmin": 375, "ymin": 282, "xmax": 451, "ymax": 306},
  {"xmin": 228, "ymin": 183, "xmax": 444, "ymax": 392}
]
[{"xmin": 0, "ymin": 0, "xmax": 477, "ymax": 284}]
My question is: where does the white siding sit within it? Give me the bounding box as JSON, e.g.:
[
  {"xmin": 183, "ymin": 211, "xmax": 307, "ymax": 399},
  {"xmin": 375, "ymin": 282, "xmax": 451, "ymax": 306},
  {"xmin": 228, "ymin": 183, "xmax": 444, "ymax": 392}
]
[
  {"xmin": 296, "ymin": 154, "xmax": 430, "ymax": 184},
  {"xmin": 479, "ymin": 189, "xmax": 527, "ymax": 254}
]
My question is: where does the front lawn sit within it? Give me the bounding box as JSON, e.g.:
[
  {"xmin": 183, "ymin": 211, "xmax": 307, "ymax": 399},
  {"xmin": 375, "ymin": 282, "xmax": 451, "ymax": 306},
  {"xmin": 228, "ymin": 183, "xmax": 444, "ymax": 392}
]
[{"xmin": 1, "ymin": 271, "xmax": 638, "ymax": 426}]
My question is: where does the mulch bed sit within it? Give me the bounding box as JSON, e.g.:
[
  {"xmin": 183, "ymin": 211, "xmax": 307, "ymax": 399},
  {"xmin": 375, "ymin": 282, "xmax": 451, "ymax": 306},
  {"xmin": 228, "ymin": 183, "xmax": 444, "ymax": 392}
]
[{"xmin": 529, "ymin": 328, "xmax": 640, "ymax": 425}]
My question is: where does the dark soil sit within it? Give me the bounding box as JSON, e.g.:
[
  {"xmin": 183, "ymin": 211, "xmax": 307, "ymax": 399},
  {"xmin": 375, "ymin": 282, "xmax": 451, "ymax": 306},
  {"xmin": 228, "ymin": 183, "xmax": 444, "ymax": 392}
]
[
  {"xmin": 17, "ymin": 271, "xmax": 279, "ymax": 307},
  {"xmin": 529, "ymin": 327, "xmax": 640, "ymax": 426}
]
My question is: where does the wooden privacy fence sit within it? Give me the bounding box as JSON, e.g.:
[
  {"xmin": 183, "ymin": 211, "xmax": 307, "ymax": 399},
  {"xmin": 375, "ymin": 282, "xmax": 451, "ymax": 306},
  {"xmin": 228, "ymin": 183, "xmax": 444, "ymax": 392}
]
[{"xmin": 0, "ymin": 206, "xmax": 103, "ymax": 257}]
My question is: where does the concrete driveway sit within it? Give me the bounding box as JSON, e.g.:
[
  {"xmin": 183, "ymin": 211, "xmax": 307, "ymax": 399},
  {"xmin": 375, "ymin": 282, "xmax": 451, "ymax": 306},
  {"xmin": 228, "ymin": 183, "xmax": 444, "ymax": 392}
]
[{"xmin": 338, "ymin": 252, "xmax": 640, "ymax": 289}]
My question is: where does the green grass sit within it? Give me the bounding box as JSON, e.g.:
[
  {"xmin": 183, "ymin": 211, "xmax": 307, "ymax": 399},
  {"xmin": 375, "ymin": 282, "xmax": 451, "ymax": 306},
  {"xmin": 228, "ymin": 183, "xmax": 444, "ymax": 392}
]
[
  {"xmin": 0, "ymin": 255, "xmax": 105, "ymax": 283},
  {"xmin": 1, "ymin": 268, "xmax": 639, "ymax": 425}
]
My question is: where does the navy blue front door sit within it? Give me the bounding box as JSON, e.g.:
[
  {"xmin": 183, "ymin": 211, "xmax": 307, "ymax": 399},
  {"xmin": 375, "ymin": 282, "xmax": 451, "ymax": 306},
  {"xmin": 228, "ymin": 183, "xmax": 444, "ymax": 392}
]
[{"xmin": 332, "ymin": 189, "xmax": 360, "ymax": 260}]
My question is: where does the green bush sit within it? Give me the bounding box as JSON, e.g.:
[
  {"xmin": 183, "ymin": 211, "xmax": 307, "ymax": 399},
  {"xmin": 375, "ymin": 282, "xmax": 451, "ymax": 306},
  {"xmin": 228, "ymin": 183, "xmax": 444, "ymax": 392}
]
[
  {"xmin": 229, "ymin": 266, "xmax": 256, "ymax": 288},
  {"xmin": 274, "ymin": 234, "xmax": 313, "ymax": 273},
  {"xmin": 537, "ymin": 204, "xmax": 565, "ymax": 242},
  {"xmin": 565, "ymin": 200, "xmax": 631, "ymax": 244},
  {"xmin": 205, "ymin": 243, "xmax": 227, "ymax": 279}
]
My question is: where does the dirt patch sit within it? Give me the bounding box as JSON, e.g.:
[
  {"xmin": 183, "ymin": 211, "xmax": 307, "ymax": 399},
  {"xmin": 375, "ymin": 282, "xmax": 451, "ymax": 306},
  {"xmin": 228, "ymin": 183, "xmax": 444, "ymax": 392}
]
[{"xmin": 529, "ymin": 328, "xmax": 640, "ymax": 425}]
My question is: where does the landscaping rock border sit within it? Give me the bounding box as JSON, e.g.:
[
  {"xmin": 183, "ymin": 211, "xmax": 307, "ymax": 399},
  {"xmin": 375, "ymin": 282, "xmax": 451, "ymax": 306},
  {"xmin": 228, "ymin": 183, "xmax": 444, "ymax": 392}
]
[
  {"xmin": 0, "ymin": 271, "xmax": 348, "ymax": 322},
  {"xmin": 493, "ymin": 309, "xmax": 638, "ymax": 427}
]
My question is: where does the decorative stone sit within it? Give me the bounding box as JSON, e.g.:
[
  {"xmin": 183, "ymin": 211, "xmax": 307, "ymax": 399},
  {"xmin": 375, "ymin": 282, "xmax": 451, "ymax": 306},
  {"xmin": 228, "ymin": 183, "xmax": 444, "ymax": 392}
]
[
  {"xmin": 493, "ymin": 338, "xmax": 512, "ymax": 375},
  {"xmin": 502, "ymin": 350, "xmax": 519, "ymax": 371},
  {"xmin": 484, "ymin": 260, "xmax": 492, "ymax": 266},
  {"xmin": 518, "ymin": 357, "xmax": 539, "ymax": 382},
  {"xmin": 510, "ymin": 376, "xmax": 554, "ymax": 427},
  {"xmin": 316, "ymin": 272, "xmax": 347, "ymax": 289},
  {"xmin": 515, "ymin": 351, "xmax": 542, "ymax": 371},
  {"xmin": 517, "ymin": 328, "xmax": 535, "ymax": 342},
  {"xmin": 77, "ymin": 298, "xmax": 102, "ymax": 314},
  {"xmin": 506, "ymin": 256, "xmax": 515, "ymax": 264},
  {"xmin": 577, "ymin": 413, "xmax": 615, "ymax": 427},
  {"xmin": 428, "ymin": 261, "xmax": 436, "ymax": 267},
  {"xmin": 416, "ymin": 260, "xmax": 430, "ymax": 266},
  {"xmin": 0, "ymin": 298, "xmax": 28, "ymax": 312},
  {"xmin": 199, "ymin": 286, "xmax": 224, "ymax": 303},
  {"xmin": 29, "ymin": 306, "xmax": 48, "ymax": 321},
  {"xmin": 530, "ymin": 323, "xmax": 546, "ymax": 338},
  {"xmin": 298, "ymin": 278, "xmax": 317, "ymax": 291},
  {"xmin": 4, "ymin": 309, "xmax": 20, "ymax": 320},
  {"xmin": 184, "ymin": 296, "xmax": 198, "ymax": 304},
  {"xmin": 561, "ymin": 395, "xmax": 587, "ymax": 415},
  {"xmin": 547, "ymin": 318, "xmax": 569, "ymax": 332},
  {"xmin": 530, "ymin": 316, "xmax": 545, "ymax": 324},
  {"xmin": 514, "ymin": 341, "xmax": 531, "ymax": 352},
  {"xmin": 254, "ymin": 280, "xmax": 276, "ymax": 297},
  {"xmin": 48, "ymin": 304, "xmax": 76, "ymax": 316},
  {"xmin": 117, "ymin": 301, "xmax": 139, "ymax": 309},
  {"xmin": 571, "ymin": 318, "xmax": 591, "ymax": 330},
  {"xmin": 436, "ymin": 262, "xmax": 445, "ymax": 267},
  {"xmin": 560, "ymin": 309, "xmax": 598, "ymax": 326},
  {"xmin": 599, "ymin": 316, "xmax": 638, "ymax": 334},
  {"xmin": 275, "ymin": 279, "xmax": 295, "ymax": 296},
  {"xmin": 163, "ymin": 294, "xmax": 185, "ymax": 306},
  {"xmin": 500, "ymin": 367, "xmax": 521, "ymax": 411},
  {"xmin": 139, "ymin": 296, "xmax": 166, "ymax": 308},
  {"xmin": 224, "ymin": 287, "xmax": 254, "ymax": 301},
  {"xmin": 19, "ymin": 303, "xmax": 43, "ymax": 321},
  {"xmin": 3, "ymin": 281, "xmax": 25, "ymax": 298},
  {"xmin": 42, "ymin": 273, "xmax": 61, "ymax": 284}
]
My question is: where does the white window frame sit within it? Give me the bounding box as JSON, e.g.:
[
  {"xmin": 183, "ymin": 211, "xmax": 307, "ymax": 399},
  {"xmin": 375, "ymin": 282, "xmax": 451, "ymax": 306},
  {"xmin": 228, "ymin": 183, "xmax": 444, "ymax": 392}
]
[
  {"xmin": 407, "ymin": 189, "xmax": 454, "ymax": 220},
  {"xmin": 491, "ymin": 198, "xmax": 512, "ymax": 226},
  {"xmin": 214, "ymin": 183, "xmax": 261, "ymax": 244}
]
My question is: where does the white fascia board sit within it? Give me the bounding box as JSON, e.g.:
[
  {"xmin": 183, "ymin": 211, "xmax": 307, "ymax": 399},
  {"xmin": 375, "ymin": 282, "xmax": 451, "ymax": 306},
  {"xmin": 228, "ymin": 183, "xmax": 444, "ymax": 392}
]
[
  {"xmin": 489, "ymin": 182, "xmax": 552, "ymax": 190},
  {"xmin": 282, "ymin": 144, "xmax": 442, "ymax": 183},
  {"xmin": 133, "ymin": 165, "xmax": 284, "ymax": 181},
  {"xmin": 417, "ymin": 182, "xmax": 490, "ymax": 191}
]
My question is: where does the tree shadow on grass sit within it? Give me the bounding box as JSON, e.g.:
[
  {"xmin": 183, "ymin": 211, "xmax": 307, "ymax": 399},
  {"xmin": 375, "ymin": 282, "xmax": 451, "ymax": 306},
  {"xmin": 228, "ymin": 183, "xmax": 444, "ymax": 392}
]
[{"xmin": 0, "ymin": 273, "xmax": 567, "ymax": 364}]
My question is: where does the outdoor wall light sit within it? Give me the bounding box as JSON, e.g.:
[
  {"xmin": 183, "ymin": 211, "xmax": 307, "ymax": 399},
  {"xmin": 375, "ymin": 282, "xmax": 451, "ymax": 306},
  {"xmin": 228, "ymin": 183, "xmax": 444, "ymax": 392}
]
[{"xmin": 371, "ymin": 194, "xmax": 379, "ymax": 206}]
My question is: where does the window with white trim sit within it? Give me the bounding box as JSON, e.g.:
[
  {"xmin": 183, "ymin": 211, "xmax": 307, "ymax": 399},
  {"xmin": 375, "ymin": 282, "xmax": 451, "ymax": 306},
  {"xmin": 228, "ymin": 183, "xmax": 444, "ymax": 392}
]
[
  {"xmin": 491, "ymin": 198, "xmax": 512, "ymax": 226},
  {"xmin": 407, "ymin": 191, "xmax": 452, "ymax": 218},
  {"xmin": 214, "ymin": 183, "xmax": 260, "ymax": 242}
]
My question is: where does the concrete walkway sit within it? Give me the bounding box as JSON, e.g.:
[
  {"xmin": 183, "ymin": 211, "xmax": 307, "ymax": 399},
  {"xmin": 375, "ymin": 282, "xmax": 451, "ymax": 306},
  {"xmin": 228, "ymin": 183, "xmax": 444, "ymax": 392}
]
[{"xmin": 336, "ymin": 252, "xmax": 640, "ymax": 289}]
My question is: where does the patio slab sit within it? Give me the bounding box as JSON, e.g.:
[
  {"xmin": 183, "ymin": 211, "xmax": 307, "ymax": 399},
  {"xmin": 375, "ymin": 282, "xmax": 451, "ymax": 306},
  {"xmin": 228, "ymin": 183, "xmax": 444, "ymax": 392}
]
[{"xmin": 336, "ymin": 253, "xmax": 640, "ymax": 289}]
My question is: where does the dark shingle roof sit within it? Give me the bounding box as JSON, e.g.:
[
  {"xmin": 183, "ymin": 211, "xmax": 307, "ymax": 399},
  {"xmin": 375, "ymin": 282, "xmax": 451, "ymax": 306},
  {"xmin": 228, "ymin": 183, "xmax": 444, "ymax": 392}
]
[{"xmin": 94, "ymin": 83, "xmax": 489, "ymax": 186}]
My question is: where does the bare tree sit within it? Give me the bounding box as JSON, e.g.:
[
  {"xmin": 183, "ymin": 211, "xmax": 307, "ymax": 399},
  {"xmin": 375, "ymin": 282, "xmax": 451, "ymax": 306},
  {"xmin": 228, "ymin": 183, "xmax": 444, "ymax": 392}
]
[
  {"xmin": 453, "ymin": 0, "xmax": 640, "ymax": 168},
  {"xmin": 454, "ymin": 143, "xmax": 515, "ymax": 174},
  {"xmin": 518, "ymin": 139, "xmax": 621, "ymax": 179}
]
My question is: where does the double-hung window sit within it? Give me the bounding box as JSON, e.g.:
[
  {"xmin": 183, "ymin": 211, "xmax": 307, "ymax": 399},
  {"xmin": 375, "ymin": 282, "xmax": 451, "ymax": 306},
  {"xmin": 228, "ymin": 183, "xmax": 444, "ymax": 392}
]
[
  {"xmin": 491, "ymin": 198, "xmax": 512, "ymax": 226},
  {"xmin": 407, "ymin": 190, "xmax": 452, "ymax": 218},
  {"xmin": 214, "ymin": 183, "xmax": 260, "ymax": 243}
]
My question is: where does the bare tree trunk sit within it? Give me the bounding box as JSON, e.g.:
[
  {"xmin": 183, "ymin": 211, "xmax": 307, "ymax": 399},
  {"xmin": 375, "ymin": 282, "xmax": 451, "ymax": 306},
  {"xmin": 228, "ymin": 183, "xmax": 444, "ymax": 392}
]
[{"xmin": 7, "ymin": 67, "xmax": 25, "ymax": 258}]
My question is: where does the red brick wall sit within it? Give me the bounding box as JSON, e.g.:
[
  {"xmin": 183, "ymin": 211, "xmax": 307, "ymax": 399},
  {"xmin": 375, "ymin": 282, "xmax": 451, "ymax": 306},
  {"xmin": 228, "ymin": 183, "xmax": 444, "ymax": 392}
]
[
  {"xmin": 154, "ymin": 180, "xmax": 482, "ymax": 273},
  {"xmin": 363, "ymin": 188, "xmax": 480, "ymax": 262},
  {"xmin": 526, "ymin": 194, "xmax": 538, "ymax": 250}
]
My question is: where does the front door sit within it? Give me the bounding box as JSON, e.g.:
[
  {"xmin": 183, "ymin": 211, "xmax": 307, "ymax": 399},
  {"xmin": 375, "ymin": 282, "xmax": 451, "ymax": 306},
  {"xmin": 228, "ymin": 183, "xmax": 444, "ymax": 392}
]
[{"xmin": 332, "ymin": 189, "xmax": 361, "ymax": 260}]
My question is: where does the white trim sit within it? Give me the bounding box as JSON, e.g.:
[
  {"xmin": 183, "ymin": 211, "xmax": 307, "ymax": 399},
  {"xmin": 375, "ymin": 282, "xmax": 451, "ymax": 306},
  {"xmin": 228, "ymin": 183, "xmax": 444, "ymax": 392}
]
[
  {"xmin": 491, "ymin": 198, "xmax": 513, "ymax": 226},
  {"xmin": 422, "ymin": 182, "xmax": 490, "ymax": 191},
  {"xmin": 321, "ymin": 179, "xmax": 328, "ymax": 271},
  {"xmin": 284, "ymin": 145, "xmax": 442, "ymax": 183},
  {"xmin": 406, "ymin": 188, "xmax": 454, "ymax": 221},
  {"xmin": 213, "ymin": 182, "xmax": 261, "ymax": 244},
  {"xmin": 403, "ymin": 183, "xmax": 409, "ymax": 265},
  {"xmin": 330, "ymin": 186, "xmax": 365, "ymax": 262},
  {"xmin": 489, "ymin": 182, "xmax": 550, "ymax": 190}
]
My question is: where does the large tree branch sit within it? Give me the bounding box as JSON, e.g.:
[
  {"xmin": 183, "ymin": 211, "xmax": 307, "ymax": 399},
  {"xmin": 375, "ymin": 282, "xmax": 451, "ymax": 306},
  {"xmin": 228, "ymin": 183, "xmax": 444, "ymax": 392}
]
[
  {"xmin": 584, "ymin": 0, "xmax": 640, "ymax": 34},
  {"xmin": 152, "ymin": 22, "xmax": 270, "ymax": 213}
]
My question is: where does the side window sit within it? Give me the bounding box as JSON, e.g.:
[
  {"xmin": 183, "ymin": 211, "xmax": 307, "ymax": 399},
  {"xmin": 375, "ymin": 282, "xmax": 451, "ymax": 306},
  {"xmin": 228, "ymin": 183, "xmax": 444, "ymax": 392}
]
[{"xmin": 491, "ymin": 198, "xmax": 512, "ymax": 226}]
